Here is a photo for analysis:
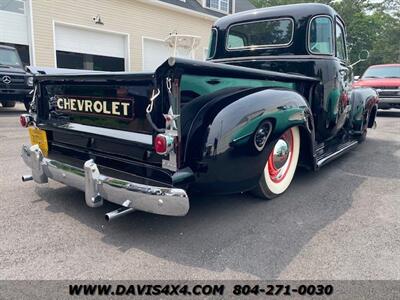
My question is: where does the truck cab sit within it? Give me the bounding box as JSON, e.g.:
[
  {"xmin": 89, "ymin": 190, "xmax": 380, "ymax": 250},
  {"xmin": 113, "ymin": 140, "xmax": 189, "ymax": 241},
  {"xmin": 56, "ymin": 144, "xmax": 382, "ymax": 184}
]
[{"xmin": 208, "ymin": 3, "xmax": 369, "ymax": 143}]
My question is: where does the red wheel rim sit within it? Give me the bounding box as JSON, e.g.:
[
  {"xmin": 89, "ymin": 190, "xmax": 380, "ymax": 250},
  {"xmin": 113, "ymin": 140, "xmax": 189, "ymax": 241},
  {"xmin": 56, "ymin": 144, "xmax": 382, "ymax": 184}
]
[{"xmin": 268, "ymin": 128, "xmax": 294, "ymax": 183}]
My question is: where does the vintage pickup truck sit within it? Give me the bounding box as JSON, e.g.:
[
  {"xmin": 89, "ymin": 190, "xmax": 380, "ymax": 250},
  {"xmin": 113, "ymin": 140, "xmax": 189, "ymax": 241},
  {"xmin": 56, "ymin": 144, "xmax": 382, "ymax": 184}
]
[{"xmin": 21, "ymin": 4, "xmax": 378, "ymax": 221}]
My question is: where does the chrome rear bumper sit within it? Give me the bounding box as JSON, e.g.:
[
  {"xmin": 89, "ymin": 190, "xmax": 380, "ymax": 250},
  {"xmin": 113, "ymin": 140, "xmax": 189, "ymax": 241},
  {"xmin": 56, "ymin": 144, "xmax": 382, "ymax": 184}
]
[{"xmin": 21, "ymin": 144, "xmax": 189, "ymax": 216}]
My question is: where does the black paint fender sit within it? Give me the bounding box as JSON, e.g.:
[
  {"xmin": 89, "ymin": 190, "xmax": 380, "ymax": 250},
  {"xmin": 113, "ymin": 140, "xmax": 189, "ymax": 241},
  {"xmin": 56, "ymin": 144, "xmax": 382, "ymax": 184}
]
[
  {"xmin": 349, "ymin": 87, "xmax": 379, "ymax": 133},
  {"xmin": 184, "ymin": 88, "xmax": 315, "ymax": 194}
]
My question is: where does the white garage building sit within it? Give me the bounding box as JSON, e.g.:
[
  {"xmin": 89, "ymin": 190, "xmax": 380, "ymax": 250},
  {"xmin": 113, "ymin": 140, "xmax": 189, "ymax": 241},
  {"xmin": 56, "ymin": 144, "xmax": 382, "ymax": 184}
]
[{"xmin": 0, "ymin": 0, "xmax": 255, "ymax": 71}]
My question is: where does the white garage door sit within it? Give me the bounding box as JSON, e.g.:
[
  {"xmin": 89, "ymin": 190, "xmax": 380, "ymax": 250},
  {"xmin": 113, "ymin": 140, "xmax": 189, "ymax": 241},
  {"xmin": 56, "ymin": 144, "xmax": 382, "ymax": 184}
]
[
  {"xmin": 55, "ymin": 24, "xmax": 127, "ymax": 65},
  {"xmin": 142, "ymin": 38, "xmax": 194, "ymax": 72},
  {"xmin": 0, "ymin": 0, "xmax": 29, "ymax": 45},
  {"xmin": 142, "ymin": 39, "xmax": 170, "ymax": 72}
]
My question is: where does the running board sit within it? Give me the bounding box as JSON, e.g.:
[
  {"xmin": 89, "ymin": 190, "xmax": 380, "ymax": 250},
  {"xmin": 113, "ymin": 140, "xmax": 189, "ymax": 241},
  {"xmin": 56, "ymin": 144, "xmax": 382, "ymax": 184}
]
[{"xmin": 316, "ymin": 140, "xmax": 358, "ymax": 168}]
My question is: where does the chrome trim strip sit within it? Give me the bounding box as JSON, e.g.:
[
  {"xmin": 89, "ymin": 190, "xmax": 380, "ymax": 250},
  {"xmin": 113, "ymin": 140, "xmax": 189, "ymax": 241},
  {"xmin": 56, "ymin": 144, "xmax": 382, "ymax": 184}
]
[
  {"xmin": 317, "ymin": 141, "xmax": 358, "ymax": 167},
  {"xmin": 21, "ymin": 144, "xmax": 189, "ymax": 216},
  {"xmin": 211, "ymin": 54, "xmax": 333, "ymax": 63},
  {"xmin": 63, "ymin": 123, "xmax": 153, "ymax": 145},
  {"xmin": 376, "ymin": 89, "xmax": 400, "ymax": 93},
  {"xmin": 378, "ymin": 98, "xmax": 400, "ymax": 103}
]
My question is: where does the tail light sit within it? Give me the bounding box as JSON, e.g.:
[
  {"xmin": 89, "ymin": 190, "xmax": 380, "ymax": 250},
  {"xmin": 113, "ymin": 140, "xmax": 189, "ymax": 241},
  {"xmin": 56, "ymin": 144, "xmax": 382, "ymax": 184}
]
[
  {"xmin": 19, "ymin": 114, "xmax": 33, "ymax": 128},
  {"xmin": 154, "ymin": 133, "xmax": 174, "ymax": 155}
]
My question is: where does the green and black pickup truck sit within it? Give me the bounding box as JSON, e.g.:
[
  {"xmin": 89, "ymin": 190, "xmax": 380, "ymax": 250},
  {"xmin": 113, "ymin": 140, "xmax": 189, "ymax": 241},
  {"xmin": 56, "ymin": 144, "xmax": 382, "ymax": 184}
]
[{"xmin": 20, "ymin": 4, "xmax": 378, "ymax": 221}]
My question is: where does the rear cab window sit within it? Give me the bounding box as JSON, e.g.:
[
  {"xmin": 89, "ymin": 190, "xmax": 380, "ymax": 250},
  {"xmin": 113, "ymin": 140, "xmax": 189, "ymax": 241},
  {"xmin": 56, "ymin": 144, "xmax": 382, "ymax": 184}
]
[{"xmin": 226, "ymin": 18, "xmax": 294, "ymax": 50}]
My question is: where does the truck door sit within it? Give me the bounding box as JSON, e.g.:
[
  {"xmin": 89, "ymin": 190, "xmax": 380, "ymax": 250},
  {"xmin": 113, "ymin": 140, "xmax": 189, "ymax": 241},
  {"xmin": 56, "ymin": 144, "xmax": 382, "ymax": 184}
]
[{"xmin": 333, "ymin": 19, "xmax": 351, "ymax": 131}]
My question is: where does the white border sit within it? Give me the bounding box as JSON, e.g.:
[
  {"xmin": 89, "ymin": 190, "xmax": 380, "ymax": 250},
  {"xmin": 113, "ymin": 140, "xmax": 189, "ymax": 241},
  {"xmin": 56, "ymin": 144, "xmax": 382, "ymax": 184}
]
[{"xmin": 52, "ymin": 20, "xmax": 131, "ymax": 71}]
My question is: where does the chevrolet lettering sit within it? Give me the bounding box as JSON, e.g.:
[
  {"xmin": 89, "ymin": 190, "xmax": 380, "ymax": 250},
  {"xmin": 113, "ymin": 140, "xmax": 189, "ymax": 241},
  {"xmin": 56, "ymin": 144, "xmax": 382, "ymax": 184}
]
[
  {"xmin": 55, "ymin": 96, "xmax": 133, "ymax": 118},
  {"xmin": 21, "ymin": 4, "xmax": 378, "ymax": 221}
]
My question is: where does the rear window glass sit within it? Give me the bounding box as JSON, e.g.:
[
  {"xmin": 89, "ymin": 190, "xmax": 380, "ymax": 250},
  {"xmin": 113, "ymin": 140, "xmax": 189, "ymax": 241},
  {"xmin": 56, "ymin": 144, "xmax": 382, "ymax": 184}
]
[{"xmin": 227, "ymin": 18, "xmax": 294, "ymax": 50}]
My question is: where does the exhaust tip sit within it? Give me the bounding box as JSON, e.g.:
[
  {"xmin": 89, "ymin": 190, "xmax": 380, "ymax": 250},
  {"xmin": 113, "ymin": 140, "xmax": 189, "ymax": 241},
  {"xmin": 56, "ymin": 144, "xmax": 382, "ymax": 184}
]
[
  {"xmin": 105, "ymin": 207, "xmax": 135, "ymax": 222},
  {"xmin": 22, "ymin": 175, "xmax": 33, "ymax": 182}
]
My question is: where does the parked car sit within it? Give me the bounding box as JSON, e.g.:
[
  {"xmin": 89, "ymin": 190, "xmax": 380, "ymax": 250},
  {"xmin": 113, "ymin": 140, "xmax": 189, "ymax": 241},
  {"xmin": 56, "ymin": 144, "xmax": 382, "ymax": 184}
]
[
  {"xmin": 0, "ymin": 45, "xmax": 33, "ymax": 111},
  {"xmin": 353, "ymin": 64, "xmax": 400, "ymax": 109},
  {"xmin": 20, "ymin": 4, "xmax": 378, "ymax": 221}
]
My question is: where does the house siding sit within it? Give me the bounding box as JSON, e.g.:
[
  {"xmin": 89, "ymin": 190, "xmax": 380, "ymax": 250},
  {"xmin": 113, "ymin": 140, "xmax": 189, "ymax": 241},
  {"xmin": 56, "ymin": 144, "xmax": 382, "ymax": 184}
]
[{"xmin": 31, "ymin": 0, "xmax": 215, "ymax": 71}]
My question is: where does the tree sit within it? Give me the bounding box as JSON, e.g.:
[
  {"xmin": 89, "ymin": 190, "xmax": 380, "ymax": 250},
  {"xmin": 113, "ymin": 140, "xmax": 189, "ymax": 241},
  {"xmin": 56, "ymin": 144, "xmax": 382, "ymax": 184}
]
[{"xmin": 249, "ymin": 0, "xmax": 400, "ymax": 75}]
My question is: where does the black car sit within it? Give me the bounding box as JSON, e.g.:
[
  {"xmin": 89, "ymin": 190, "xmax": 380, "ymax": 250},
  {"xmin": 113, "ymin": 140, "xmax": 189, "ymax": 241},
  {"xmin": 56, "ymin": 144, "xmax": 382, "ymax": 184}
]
[{"xmin": 0, "ymin": 45, "xmax": 33, "ymax": 111}]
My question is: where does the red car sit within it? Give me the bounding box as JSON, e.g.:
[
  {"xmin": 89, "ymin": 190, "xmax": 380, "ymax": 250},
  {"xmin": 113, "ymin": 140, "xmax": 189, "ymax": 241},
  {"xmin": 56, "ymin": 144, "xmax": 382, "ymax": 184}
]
[{"xmin": 353, "ymin": 64, "xmax": 400, "ymax": 109}]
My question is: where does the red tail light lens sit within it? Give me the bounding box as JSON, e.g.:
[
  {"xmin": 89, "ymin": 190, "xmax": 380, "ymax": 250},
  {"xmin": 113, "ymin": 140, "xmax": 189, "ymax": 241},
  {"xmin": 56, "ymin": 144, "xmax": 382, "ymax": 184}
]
[
  {"xmin": 154, "ymin": 134, "xmax": 167, "ymax": 154},
  {"xmin": 19, "ymin": 114, "xmax": 32, "ymax": 128},
  {"xmin": 154, "ymin": 133, "xmax": 175, "ymax": 155}
]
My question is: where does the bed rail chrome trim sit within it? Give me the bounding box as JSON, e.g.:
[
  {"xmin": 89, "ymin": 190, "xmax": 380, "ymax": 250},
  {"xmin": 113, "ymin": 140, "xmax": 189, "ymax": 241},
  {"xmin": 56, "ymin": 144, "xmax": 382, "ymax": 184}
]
[{"xmin": 59, "ymin": 123, "xmax": 153, "ymax": 145}]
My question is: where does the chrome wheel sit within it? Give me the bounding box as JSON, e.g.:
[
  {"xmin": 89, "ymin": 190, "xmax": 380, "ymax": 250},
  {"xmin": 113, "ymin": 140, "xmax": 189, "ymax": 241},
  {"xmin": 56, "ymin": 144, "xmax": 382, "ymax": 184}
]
[{"xmin": 267, "ymin": 129, "xmax": 294, "ymax": 183}]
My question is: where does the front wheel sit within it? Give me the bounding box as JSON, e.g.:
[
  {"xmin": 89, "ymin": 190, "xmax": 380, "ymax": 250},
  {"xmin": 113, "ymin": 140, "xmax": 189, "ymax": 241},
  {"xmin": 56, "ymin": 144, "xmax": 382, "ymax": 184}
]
[{"xmin": 252, "ymin": 126, "xmax": 300, "ymax": 199}]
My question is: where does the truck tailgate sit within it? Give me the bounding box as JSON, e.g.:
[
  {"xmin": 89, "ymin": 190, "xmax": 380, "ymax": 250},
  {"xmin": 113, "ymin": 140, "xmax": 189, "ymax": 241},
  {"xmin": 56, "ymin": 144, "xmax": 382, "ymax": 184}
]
[{"xmin": 36, "ymin": 72, "xmax": 165, "ymax": 167}]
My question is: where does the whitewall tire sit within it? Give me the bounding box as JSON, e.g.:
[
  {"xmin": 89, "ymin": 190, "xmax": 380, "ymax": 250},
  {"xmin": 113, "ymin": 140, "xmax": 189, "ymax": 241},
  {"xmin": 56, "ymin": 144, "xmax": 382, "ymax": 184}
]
[{"xmin": 253, "ymin": 126, "xmax": 300, "ymax": 199}]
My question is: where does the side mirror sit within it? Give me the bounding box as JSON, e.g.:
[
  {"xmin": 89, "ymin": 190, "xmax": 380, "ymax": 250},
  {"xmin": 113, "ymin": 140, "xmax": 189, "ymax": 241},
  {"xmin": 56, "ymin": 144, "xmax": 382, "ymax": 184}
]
[
  {"xmin": 354, "ymin": 75, "xmax": 360, "ymax": 81},
  {"xmin": 350, "ymin": 50, "xmax": 370, "ymax": 68}
]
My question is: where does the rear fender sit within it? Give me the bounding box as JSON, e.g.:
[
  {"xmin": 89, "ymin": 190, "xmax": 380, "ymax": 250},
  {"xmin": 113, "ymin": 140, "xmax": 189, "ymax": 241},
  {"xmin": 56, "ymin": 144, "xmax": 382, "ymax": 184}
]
[
  {"xmin": 186, "ymin": 88, "xmax": 315, "ymax": 194},
  {"xmin": 350, "ymin": 87, "xmax": 379, "ymax": 131}
]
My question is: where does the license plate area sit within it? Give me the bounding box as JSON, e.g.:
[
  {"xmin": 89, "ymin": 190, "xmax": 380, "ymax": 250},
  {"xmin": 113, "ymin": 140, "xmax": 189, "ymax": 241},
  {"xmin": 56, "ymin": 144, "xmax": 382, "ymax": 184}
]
[{"xmin": 29, "ymin": 127, "xmax": 48, "ymax": 157}]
